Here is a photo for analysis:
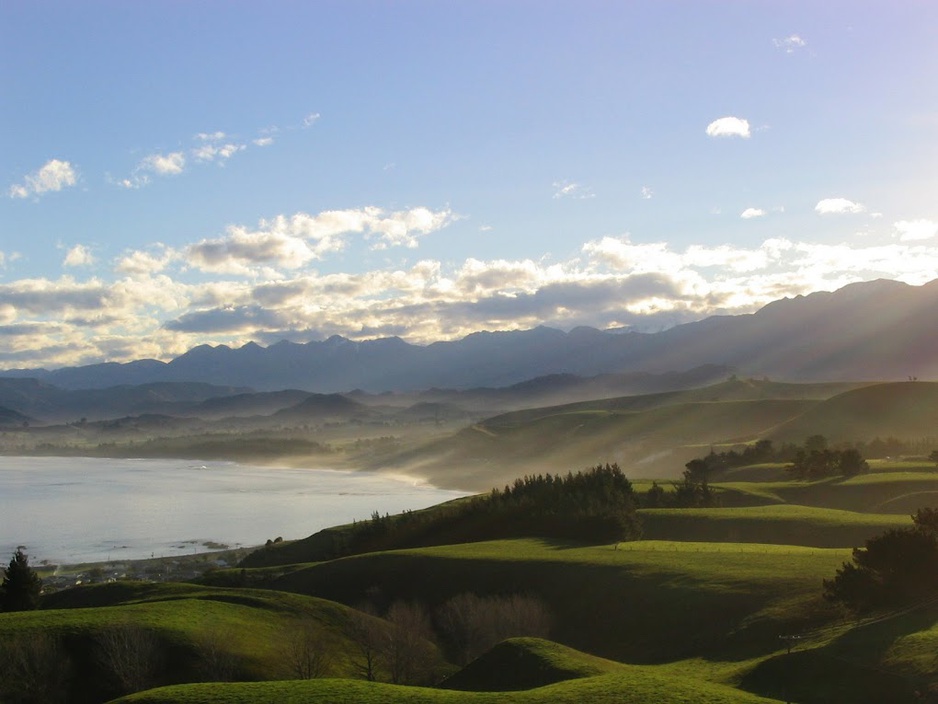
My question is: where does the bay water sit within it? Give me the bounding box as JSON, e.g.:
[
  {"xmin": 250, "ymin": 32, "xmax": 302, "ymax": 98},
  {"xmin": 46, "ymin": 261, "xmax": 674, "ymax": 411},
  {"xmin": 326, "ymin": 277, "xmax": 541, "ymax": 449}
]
[{"xmin": 0, "ymin": 456, "xmax": 468, "ymax": 565}]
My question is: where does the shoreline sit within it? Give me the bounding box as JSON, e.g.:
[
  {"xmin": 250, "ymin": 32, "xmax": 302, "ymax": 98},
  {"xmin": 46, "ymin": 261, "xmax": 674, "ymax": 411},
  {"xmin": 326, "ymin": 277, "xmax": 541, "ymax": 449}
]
[
  {"xmin": 37, "ymin": 544, "xmax": 259, "ymax": 593},
  {"xmin": 1, "ymin": 455, "xmax": 472, "ymax": 573}
]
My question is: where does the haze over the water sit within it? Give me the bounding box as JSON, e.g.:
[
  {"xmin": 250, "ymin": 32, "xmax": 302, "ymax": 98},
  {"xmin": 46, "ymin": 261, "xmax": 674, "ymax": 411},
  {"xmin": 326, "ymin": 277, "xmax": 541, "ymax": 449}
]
[
  {"xmin": 3, "ymin": 3, "xmax": 938, "ymax": 371},
  {"xmin": 0, "ymin": 457, "xmax": 468, "ymax": 565}
]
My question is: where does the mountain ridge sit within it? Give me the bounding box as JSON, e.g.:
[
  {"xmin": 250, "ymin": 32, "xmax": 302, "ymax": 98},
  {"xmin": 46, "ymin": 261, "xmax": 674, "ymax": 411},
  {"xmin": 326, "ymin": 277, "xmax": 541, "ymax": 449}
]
[{"xmin": 2, "ymin": 278, "xmax": 935, "ymax": 392}]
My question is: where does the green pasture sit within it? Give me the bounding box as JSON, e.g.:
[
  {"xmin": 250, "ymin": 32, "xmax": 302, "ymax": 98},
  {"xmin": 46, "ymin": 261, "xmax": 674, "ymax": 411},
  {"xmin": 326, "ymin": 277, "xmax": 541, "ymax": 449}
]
[
  {"xmin": 638, "ymin": 505, "xmax": 910, "ymax": 547},
  {"xmin": 713, "ymin": 471, "xmax": 938, "ymax": 514},
  {"xmin": 261, "ymin": 538, "xmax": 848, "ymax": 663}
]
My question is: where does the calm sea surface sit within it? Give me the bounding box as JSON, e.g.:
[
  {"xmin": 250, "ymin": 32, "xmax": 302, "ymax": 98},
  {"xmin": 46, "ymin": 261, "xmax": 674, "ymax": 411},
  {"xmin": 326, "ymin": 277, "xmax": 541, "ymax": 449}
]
[{"xmin": 0, "ymin": 456, "xmax": 468, "ymax": 565}]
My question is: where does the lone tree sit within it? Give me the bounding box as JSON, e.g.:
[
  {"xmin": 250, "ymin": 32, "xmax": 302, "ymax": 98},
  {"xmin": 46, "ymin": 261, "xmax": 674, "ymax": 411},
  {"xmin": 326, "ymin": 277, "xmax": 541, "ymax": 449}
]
[{"xmin": 1, "ymin": 548, "xmax": 43, "ymax": 612}]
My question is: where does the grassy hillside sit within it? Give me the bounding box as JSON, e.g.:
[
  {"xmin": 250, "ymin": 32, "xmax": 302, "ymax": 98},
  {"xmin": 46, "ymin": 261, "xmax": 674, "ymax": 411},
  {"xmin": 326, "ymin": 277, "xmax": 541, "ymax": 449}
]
[
  {"xmin": 393, "ymin": 399, "xmax": 816, "ymax": 490},
  {"xmin": 373, "ymin": 379, "xmax": 938, "ymax": 491},
  {"xmin": 258, "ymin": 538, "xmax": 846, "ymax": 664},
  {"xmin": 638, "ymin": 505, "xmax": 910, "ymax": 547},
  {"xmin": 769, "ymin": 381, "xmax": 938, "ymax": 444},
  {"xmin": 718, "ymin": 471, "xmax": 938, "ymax": 514},
  {"xmin": 0, "ymin": 582, "xmax": 415, "ymax": 703}
]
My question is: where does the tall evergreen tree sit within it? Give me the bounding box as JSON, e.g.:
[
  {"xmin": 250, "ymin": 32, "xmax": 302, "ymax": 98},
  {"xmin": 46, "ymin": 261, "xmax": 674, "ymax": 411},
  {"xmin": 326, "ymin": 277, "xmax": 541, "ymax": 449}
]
[{"xmin": 1, "ymin": 548, "xmax": 42, "ymax": 612}]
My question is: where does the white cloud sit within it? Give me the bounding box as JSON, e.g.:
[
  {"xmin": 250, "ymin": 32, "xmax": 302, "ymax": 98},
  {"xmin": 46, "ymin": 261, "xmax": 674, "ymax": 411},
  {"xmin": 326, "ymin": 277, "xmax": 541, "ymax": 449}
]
[
  {"xmin": 815, "ymin": 198, "xmax": 866, "ymax": 215},
  {"xmin": 196, "ymin": 131, "xmax": 226, "ymax": 142},
  {"xmin": 552, "ymin": 180, "xmax": 595, "ymax": 200},
  {"xmin": 303, "ymin": 112, "xmax": 321, "ymax": 127},
  {"xmin": 193, "ymin": 142, "xmax": 246, "ymax": 163},
  {"xmin": 115, "ymin": 246, "xmax": 178, "ymax": 276},
  {"xmin": 641, "ymin": 186, "xmax": 653, "ymax": 200},
  {"xmin": 705, "ymin": 117, "xmax": 751, "ymax": 139},
  {"xmin": 894, "ymin": 219, "xmax": 938, "ymax": 241},
  {"xmin": 142, "ymin": 152, "xmax": 186, "ymax": 175},
  {"xmin": 184, "ymin": 206, "xmax": 456, "ymax": 274},
  {"xmin": 9, "ymin": 159, "xmax": 78, "ymax": 199},
  {"xmin": 63, "ymin": 245, "xmax": 95, "ymax": 268},
  {"xmin": 253, "ymin": 137, "xmax": 274, "ymax": 147},
  {"xmin": 773, "ymin": 35, "xmax": 806, "ymax": 53},
  {"xmin": 119, "ymin": 151, "xmax": 187, "ymax": 189},
  {"xmin": 740, "ymin": 208, "xmax": 766, "ymax": 219}
]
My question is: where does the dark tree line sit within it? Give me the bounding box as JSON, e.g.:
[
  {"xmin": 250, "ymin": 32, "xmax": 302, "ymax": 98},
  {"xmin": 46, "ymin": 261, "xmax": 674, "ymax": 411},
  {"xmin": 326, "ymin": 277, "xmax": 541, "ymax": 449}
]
[
  {"xmin": 674, "ymin": 436, "xmax": 872, "ymax": 483},
  {"xmin": 272, "ymin": 464, "xmax": 643, "ymax": 562}
]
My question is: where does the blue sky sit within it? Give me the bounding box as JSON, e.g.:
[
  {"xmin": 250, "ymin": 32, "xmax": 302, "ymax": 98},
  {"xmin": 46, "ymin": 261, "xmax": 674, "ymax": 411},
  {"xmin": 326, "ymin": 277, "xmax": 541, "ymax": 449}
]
[{"xmin": 3, "ymin": 1, "xmax": 938, "ymax": 369}]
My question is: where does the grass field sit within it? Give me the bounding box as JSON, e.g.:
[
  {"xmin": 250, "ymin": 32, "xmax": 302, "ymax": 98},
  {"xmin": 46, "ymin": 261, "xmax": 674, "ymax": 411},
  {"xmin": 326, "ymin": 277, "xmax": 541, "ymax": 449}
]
[
  {"xmin": 638, "ymin": 504, "xmax": 910, "ymax": 547},
  {"xmin": 260, "ymin": 538, "xmax": 848, "ymax": 664}
]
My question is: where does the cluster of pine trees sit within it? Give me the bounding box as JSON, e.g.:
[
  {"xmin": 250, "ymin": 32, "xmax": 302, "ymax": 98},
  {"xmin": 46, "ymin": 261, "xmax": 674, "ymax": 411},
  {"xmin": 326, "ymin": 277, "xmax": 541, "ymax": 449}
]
[{"xmin": 275, "ymin": 464, "xmax": 643, "ymax": 561}]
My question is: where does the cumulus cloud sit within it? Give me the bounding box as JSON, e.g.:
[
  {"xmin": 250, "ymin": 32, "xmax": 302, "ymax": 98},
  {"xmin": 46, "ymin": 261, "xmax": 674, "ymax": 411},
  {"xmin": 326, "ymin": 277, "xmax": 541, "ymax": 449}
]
[
  {"xmin": 119, "ymin": 151, "xmax": 186, "ymax": 188},
  {"xmin": 9, "ymin": 159, "xmax": 78, "ymax": 199},
  {"xmin": 740, "ymin": 208, "xmax": 766, "ymax": 219},
  {"xmin": 164, "ymin": 305, "xmax": 290, "ymax": 334},
  {"xmin": 253, "ymin": 137, "xmax": 274, "ymax": 147},
  {"xmin": 141, "ymin": 152, "xmax": 186, "ymax": 175},
  {"xmin": 705, "ymin": 117, "xmax": 751, "ymax": 139},
  {"xmin": 115, "ymin": 246, "xmax": 178, "ymax": 276},
  {"xmin": 773, "ymin": 35, "xmax": 807, "ymax": 53},
  {"xmin": 552, "ymin": 180, "xmax": 594, "ymax": 200},
  {"xmin": 815, "ymin": 198, "xmax": 866, "ymax": 215},
  {"xmin": 641, "ymin": 186, "xmax": 653, "ymax": 200},
  {"xmin": 894, "ymin": 219, "xmax": 938, "ymax": 241},
  {"xmin": 303, "ymin": 112, "xmax": 321, "ymax": 127},
  {"xmin": 63, "ymin": 245, "xmax": 95, "ymax": 268},
  {"xmin": 185, "ymin": 206, "xmax": 456, "ymax": 274}
]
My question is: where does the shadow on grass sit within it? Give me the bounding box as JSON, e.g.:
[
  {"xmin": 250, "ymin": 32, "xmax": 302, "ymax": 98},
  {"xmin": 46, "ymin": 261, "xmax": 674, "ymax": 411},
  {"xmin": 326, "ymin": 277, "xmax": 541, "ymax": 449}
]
[
  {"xmin": 268, "ymin": 550, "xmax": 825, "ymax": 665},
  {"xmin": 739, "ymin": 605, "xmax": 938, "ymax": 704}
]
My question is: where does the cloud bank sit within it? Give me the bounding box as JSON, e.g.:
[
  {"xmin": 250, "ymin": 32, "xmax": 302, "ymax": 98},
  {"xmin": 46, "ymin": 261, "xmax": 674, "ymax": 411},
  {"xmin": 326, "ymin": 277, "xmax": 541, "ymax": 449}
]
[{"xmin": 4, "ymin": 207, "xmax": 938, "ymax": 369}]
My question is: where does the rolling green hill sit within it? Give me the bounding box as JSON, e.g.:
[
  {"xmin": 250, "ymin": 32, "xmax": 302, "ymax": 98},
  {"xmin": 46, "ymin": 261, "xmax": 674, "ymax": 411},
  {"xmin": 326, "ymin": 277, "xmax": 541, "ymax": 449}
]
[
  {"xmin": 769, "ymin": 381, "xmax": 938, "ymax": 444},
  {"xmin": 1, "ymin": 583, "xmax": 423, "ymax": 703},
  {"xmin": 377, "ymin": 380, "xmax": 938, "ymax": 491}
]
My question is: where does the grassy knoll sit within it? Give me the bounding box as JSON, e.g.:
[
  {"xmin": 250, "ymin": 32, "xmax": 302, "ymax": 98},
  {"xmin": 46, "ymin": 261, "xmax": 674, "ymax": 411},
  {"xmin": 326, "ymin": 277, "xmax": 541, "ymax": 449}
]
[
  {"xmin": 439, "ymin": 637, "xmax": 626, "ymax": 691},
  {"xmin": 638, "ymin": 505, "xmax": 910, "ymax": 547},
  {"xmin": 258, "ymin": 538, "xmax": 847, "ymax": 664}
]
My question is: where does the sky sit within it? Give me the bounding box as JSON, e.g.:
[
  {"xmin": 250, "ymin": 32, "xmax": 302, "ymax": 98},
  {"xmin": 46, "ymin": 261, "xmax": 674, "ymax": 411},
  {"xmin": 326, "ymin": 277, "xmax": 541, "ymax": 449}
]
[{"xmin": 3, "ymin": 1, "xmax": 938, "ymax": 370}]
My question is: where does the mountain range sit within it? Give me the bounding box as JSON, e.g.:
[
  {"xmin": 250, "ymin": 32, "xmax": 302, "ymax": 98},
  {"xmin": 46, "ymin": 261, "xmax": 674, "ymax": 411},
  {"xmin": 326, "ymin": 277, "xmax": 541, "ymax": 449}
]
[{"xmin": 3, "ymin": 278, "xmax": 936, "ymax": 393}]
